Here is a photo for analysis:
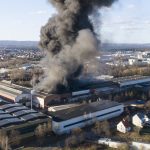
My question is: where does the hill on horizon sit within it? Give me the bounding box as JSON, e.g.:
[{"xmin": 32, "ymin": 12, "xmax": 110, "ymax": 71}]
[
  {"xmin": 0, "ymin": 40, "xmax": 150, "ymax": 50},
  {"xmin": 0, "ymin": 40, "xmax": 38, "ymax": 48},
  {"xmin": 101, "ymin": 43, "xmax": 150, "ymax": 50}
]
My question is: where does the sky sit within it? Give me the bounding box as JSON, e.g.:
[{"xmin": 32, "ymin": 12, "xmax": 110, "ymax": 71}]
[{"xmin": 0, "ymin": 0, "xmax": 150, "ymax": 44}]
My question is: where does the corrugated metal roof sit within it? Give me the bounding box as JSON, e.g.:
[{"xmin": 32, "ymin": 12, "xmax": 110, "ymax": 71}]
[
  {"xmin": 13, "ymin": 109, "xmax": 37, "ymax": 117},
  {"xmin": 50, "ymin": 100, "xmax": 123, "ymax": 121},
  {"xmin": 5, "ymin": 106, "xmax": 28, "ymax": 113},
  {"xmin": 20, "ymin": 113, "xmax": 46, "ymax": 121},
  {"xmin": 113, "ymin": 75, "xmax": 150, "ymax": 84},
  {"xmin": 0, "ymin": 118, "xmax": 23, "ymax": 127},
  {"xmin": 0, "ymin": 114, "xmax": 14, "ymax": 120},
  {"xmin": 0, "ymin": 103, "xmax": 48, "ymax": 128},
  {"xmin": 0, "ymin": 109, "xmax": 7, "ymax": 114},
  {"xmin": 1, "ymin": 103, "xmax": 22, "ymax": 110}
]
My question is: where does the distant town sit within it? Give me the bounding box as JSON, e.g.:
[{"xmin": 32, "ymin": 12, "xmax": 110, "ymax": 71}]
[{"xmin": 0, "ymin": 42, "xmax": 149, "ymax": 149}]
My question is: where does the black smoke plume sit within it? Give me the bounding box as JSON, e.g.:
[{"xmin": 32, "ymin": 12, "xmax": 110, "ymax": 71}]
[{"xmin": 36, "ymin": 0, "xmax": 117, "ymax": 93}]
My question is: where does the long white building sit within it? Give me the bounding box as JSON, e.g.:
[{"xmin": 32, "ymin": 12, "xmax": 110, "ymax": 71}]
[
  {"xmin": 112, "ymin": 75, "xmax": 150, "ymax": 87},
  {"xmin": 51, "ymin": 100, "xmax": 124, "ymax": 134}
]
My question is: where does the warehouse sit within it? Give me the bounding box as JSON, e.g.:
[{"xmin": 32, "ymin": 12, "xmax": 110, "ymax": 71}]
[
  {"xmin": 0, "ymin": 80, "xmax": 31, "ymax": 103},
  {"xmin": 0, "ymin": 103, "xmax": 50, "ymax": 139},
  {"xmin": 2, "ymin": 75, "xmax": 150, "ymax": 110},
  {"xmin": 0, "ymin": 103, "xmax": 48, "ymax": 128},
  {"xmin": 1, "ymin": 103, "xmax": 22, "ymax": 110},
  {"xmin": 13, "ymin": 109, "xmax": 38, "ymax": 117},
  {"xmin": 112, "ymin": 75, "xmax": 150, "ymax": 88},
  {"xmin": 50, "ymin": 100, "xmax": 124, "ymax": 134},
  {"xmin": 0, "ymin": 81, "xmax": 71, "ymax": 108},
  {"xmin": 48, "ymin": 103, "xmax": 80, "ymax": 112}
]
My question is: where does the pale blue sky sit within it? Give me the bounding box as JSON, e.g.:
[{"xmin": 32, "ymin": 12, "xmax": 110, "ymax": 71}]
[{"xmin": 0, "ymin": 0, "xmax": 150, "ymax": 43}]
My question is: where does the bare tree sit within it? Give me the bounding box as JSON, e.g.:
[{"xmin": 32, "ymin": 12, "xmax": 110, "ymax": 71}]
[
  {"xmin": 34, "ymin": 124, "xmax": 46, "ymax": 146},
  {"xmin": 0, "ymin": 130, "xmax": 8, "ymax": 150},
  {"xmin": 118, "ymin": 144, "xmax": 129, "ymax": 150},
  {"xmin": 94, "ymin": 120, "xmax": 111, "ymax": 136},
  {"xmin": 35, "ymin": 124, "xmax": 45, "ymax": 138},
  {"xmin": 145, "ymin": 100, "xmax": 150, "ymax": 110},
  {"xmin": 72, "ymin": 128, "xmax": 85, "ymax": 144},
  {"xmin": 134, "ymin": 126, "xmax": 140, "ymax": 135},
  {"xmin": 9, "ymin": 129, "xmax": 21, "ymax": 146},
  {"xmin": 65, "ymin": 127, "xmax": 85, "ymax": 148},
  {"xmin": 47, "ymin": 120, "xmax": 52, "ymax": 133},
  {"xmin": 102, "ymin": 120, "xmax": 111, "ymax": 136},
  {"xmin": 65, "ymin": 135, "xmax": 78, "ymax": 147},
  {"xmin": 94, "ymin": 121, "xmax": 103, "ymax": 135},
  {"xmin": 72, "ymin": 128, "xmax": 82, "ymax": 135}
]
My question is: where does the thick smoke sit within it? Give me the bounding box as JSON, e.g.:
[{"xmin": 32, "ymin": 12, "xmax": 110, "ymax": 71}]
[{"xmin": 36, "ymin": 0, "xmax": 117, "ymax": 93}]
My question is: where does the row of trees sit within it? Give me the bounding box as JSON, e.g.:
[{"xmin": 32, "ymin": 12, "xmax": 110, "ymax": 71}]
[
  {"xmin": 65, "ymin": 128, "xmax": 85, "ymax": 147},
  {"xmin": 109, "ymin": 63, "xmax": 150, "ymax": 77},
  {"xmin": 93, "ymin": 120, "xmax": 111, "ymax": 137},
  {"xmin": 64, "ymin": 120, "xmax": 111, "ymax": 148},
  {"xmin": 8, "ymin": 67, "xmax": 43, "ymax": 87},
  {"xmin": 34, "ymin": 121, "xmax": 52, "ymax": 146},
  {"xmin": 0, "ymin": 58, "xmax": 27, "ymax": 69}
]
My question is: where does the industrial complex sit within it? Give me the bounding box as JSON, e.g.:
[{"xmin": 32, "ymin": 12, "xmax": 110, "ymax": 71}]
[
  {"xmin": 0, "ymin": 75, "xmax": 150, "ymax": 138},
  {"xmin": 0, "ymin": 75, "xmax": 150, "ymax": 107}
]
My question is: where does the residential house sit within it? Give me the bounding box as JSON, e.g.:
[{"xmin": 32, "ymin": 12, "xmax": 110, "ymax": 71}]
[
  {"xmin": 132, "ymin": 113, "xmax": 149, "ymax": 128},
  {"xmin": 117, "ymin": 119, "xmax": 131, "ymax": 133}
]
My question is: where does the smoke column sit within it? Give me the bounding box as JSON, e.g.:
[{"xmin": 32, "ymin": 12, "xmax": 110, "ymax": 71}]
[{"xmin": 37, "ymin": 0, "xmax": 117, "ymax": 93}]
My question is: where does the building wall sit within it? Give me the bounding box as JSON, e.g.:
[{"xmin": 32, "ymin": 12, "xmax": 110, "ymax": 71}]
[
  {"xmin": 0, "ymin": 91, "xmax": 16, "ymax": 102},
  {"xmin": 15, "ymin": 94, "xmax": 31, "ymax": 102},
  {"xmin": 132, "ymin": 142, "xmax": 150, "ymax": 150},
  {"xmin": 117, "ymin": 122, "xmax": 126, "ymax": 133},
  {"xmin": 33, "ymin": 96, "xmax": 44, "ymax": 108},
  {"xmin": 3, "ymin": 118, "xmax": 50, "ymax": 142},
  {"xmin": 132, "ymin": 115, "xmax": 143, "ymax": 128},
  {"xmin": 120, "ymin": 78, "xmax": 150, "ymax": 87},
  {"xmin": 52, "ymin": 104, "xmax": 124, "ymax": 134},
  {"xmin": 98, "ymin": 139, "xmax": 127, "ymax": 149}
]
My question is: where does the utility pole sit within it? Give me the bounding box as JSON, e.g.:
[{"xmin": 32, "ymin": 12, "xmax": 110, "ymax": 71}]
[{"xmin": 31, "ymin": 90, "xmax": 35, "ymax": 110}]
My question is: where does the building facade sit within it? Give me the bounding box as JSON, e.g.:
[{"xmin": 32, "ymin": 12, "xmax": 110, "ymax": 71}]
[
  {"xmin": 132, "ymin": 113, "xmax": 149, "ymax": 128},
  {"xmin": 51, "ymin": 101, "xmax": 124, "ymax": 134}
]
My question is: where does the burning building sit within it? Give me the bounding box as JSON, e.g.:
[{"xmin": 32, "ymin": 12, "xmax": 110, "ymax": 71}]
[{"xmin": 36, "ymin": 0, "xmax": 117, "ymax": 93}]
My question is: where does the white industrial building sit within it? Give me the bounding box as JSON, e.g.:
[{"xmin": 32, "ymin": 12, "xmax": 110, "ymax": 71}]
[
  {"xmin": 132, "ymin": 142, "xmax": 150, "ymax": 150},
  {"xmin": 0, "ymin": 81, "xmax": 31, "ymax": 103},
  {"xmin": 0, "ymin": 80, "xmax": 51, "ymax": 108},
  {"xmin": 112, "ymin": 75, "xmax": 150, "ymax": 88},
  {"xmin": 51, "ymin": 100, "xmax": 124, "ymax": 134}
]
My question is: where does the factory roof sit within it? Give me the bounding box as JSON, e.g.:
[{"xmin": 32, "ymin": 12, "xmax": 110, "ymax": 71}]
[
  {"xmin": 0, "ymin": 80, "xmax": 31, "ymax": 95},
  {"xmin": 20, "ymin": 113, "xmax": 47, "ymax": 121},
  {"xmin": 0, "ymin": 118, "xmax": 23, "ymax": 127},
  {"xmin": 112, "ymin": 75, "xmax": 150, "ymax": 84},
  {"xmin": 50, "ymin": 100, "xmax": 123, "ymax": 122},
  {"xmin": 48, "ymin": 103, "xmax": 80, "ymax": 112},
  {"xmin": 0, "ymin": 84, "xmax": 22, "ymax": 96},
  {"xmin": 0, "ymin": 114, "xmax": 14, "ymax": 120},
  {"xmin": 0, "ymin": 109, "xmax": 7, "ymax": 114},
  {"xmin": 13, "ymin": 109, "xmax": 38, "ymax": 117},
  {"xmin": 1, "ymin": 103, "xmax": 22, "ymax": 110},
  {"xmin": 0, "ymin": 103, "xmax": 48, "ymax": 128},
  {"xmin": 5, "ymin": 106, "xmax": 28, "ymax": 113}
]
